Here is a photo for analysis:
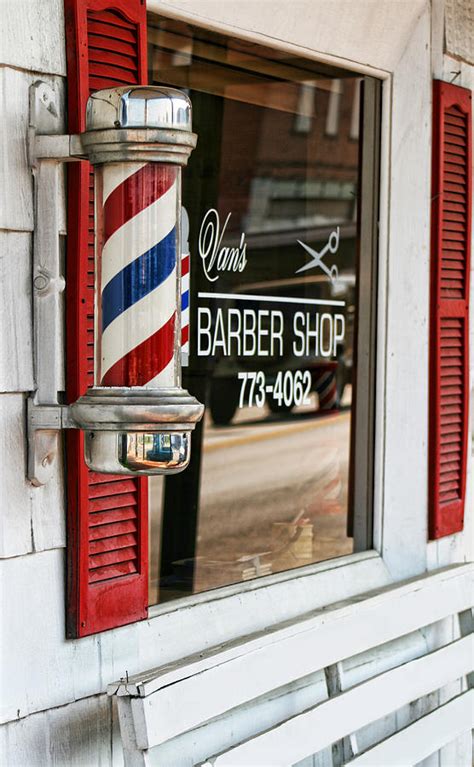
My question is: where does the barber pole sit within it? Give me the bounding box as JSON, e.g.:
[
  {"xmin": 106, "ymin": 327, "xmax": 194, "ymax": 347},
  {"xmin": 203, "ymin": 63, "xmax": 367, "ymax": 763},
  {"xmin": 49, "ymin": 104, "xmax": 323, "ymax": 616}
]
[
  {"xmin": 181, "ymin": 206, "xmax": 190, "ymax": 367},
  {"xmin": 96, "ymin": 162, "xmax": 179, "ymax": 389},
  {"xmin": 70, "ymin": 86, "xmax": 204, "ymax": 475},
  {"xmin": 314, "ymin": 365, "xmax": 338, "ymax": 410}
]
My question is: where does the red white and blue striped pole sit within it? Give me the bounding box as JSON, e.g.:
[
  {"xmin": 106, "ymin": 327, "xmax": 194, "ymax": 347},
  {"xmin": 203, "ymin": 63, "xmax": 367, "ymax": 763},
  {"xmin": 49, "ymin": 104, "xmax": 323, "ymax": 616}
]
[
  {"xmin": 181, "ymin": 206, "xmax": 190, "ymax": 367},
  {"xmin": 96, "ymin": 162, "xmax": 180, "ymax": 389}
]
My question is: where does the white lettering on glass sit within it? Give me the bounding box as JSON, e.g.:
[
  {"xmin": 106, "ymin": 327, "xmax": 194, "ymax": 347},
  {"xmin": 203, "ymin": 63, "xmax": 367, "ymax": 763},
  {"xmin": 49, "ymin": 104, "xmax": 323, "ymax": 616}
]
[
  {"xmin": 196, "ymin": 306, "xmax": 345, "ymax": 360},
  {"xmin": 198, "ymin": 209, "xmax": 248, "ymax": 282}
]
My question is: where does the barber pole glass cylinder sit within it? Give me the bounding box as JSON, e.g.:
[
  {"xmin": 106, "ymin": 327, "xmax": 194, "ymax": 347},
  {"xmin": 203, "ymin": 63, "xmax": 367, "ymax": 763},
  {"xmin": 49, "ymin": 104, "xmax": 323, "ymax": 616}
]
[{"xmin": 95, "ymin": 162, "xmax": 180, "ymax": 390}]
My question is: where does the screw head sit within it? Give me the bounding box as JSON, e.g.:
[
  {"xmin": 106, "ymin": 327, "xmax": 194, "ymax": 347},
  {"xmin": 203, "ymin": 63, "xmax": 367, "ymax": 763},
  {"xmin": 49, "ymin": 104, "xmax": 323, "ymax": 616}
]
[{"xmin": 34, "ymin": 274, "xmax": 49, "ymax": 291}]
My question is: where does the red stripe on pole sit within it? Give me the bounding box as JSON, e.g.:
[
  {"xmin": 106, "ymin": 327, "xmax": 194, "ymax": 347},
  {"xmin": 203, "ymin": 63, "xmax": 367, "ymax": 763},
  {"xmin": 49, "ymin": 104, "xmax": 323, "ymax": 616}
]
[
  {"xmin": 181, "ymin": 324, "xmax": 189, "ymax": 346},
  {"xmin": 103, "ymin": 164, "xmax": 176, "ymax": 244},
  {"xmin": 101, "ymin": 313, "xmax": 176, "ymax": 386},
  {"xmin": 182, "ymin": 254, "xmax": 190, "ymax": 276}
]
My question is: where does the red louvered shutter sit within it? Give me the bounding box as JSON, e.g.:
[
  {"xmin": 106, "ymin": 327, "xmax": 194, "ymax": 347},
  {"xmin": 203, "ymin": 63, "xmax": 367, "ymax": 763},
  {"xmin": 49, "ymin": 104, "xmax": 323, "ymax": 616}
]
[
  {"xmin": 430, "ymin": 80, "xmax": 472, "ymax": 539},
  {"xmin": 64, "ymin": 0, "xmax": 149, "ymax": 637}
]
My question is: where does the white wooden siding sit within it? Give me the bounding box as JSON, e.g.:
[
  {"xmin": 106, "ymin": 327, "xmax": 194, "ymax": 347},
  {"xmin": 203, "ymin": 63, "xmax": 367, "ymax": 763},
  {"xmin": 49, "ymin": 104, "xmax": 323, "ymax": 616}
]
[
  {"xmin": 0, "ymin": 394, "xmax": 65, "ymax": 559},
  {"xmin": 445, "ymin": 0, "xmax": 474, "ymax": 64},
  {"xmin": 2, "ymin": 0, "xmax": 66, "ymax": 76},
  {"xmin": 0, "ymin": 694, "xmax": 112, "ymax": 767},
  {"xmin": 379, "ymin": 3, "xmax": 432, "ymax": 580},
  {"xmin": 0, "ymin": 232, "xmax": 34, "ymax": 393},
  {"xmin": 0, "ymin": 68, "xmax": 65, "ymax": 235}
]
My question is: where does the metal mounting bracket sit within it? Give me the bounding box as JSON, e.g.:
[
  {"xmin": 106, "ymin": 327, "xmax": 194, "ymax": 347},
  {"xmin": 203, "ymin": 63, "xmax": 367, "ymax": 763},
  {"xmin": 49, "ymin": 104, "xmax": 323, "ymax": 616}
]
[
  {"xmin": 27, "ymin": 82, "xmax": 205, "ymax": 482},
  {"xmin": 27, "ymin": 401, "xmax": 79, "ymax": 487},
  {"xmin": 27, "ymin": 81, "xmax": 85, "ymax": 486}
]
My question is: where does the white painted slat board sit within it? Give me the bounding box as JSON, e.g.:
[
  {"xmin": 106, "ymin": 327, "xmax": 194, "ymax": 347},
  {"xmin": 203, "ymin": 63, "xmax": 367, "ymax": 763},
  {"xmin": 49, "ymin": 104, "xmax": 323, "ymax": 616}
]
[
  {"xmin": 348, "ymin": 691, "xmax": 474, "ymax": 766},
  {"xmin": 0, "ymin": 67, "xmax": 66, "ymax": 234},
  {"xmin": 0, "ymin": 232, "xmax": 34, "ymax": 393},
  {"xmin": 0, "ymin": 394, "xmax": 65, "ymax": 559},
  {"xmin": 111, "ymin": 565, "xmax": 474, "ymax": 749},
  {"xmin": 198, "ymin": 636, "xmax": 473, "ymax": 767},
  {"xmin": 0, "ymin": 693, "xmax": 112, "ymax": 767},
  {"xmin": 2, "ymin": 0, "xmax": 66, "ymax": 76}
]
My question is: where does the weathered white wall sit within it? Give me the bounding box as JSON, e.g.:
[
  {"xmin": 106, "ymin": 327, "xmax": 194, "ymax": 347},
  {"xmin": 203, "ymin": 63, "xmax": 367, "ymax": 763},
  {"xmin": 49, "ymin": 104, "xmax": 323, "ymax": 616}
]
[{"xmin": 0, "ymin": 0, "xmax": 472, "ymax": 765}]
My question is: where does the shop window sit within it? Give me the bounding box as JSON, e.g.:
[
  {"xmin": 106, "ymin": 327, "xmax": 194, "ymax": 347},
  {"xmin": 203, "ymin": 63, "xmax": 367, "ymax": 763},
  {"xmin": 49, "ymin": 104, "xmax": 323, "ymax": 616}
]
[{"xmin": 147, "ymin": 18, "xmax": 381, "ymax": 605}]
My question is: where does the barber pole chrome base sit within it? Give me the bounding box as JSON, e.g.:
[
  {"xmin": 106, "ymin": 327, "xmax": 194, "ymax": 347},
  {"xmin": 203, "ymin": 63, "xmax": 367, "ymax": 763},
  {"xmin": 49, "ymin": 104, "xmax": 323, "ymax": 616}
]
[{"xmin": 71, "ymin": 388, "xmax": 203, "ymax": 474}]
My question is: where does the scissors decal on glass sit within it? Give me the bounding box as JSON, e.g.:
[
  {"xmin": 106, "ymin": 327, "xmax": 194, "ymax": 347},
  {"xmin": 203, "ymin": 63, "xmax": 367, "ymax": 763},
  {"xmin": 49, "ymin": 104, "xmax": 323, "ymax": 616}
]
[{"xmin": 295, "ymin": 226, "xmax": 340, "ymax": 282}]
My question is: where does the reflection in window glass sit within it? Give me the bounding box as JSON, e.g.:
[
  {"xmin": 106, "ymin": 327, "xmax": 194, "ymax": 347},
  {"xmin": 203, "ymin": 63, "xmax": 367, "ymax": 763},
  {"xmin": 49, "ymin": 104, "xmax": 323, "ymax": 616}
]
[{"xmin": 147, "ymin": 18, "xmax": 376, "ymax": 604}]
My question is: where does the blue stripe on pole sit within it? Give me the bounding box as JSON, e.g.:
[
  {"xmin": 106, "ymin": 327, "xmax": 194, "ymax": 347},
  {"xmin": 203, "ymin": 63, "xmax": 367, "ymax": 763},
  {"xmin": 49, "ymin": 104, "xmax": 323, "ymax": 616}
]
[
  {"xmin": 101, "ymin": 227, "xmax": 176, "ymax": 332},
  {"xmin": 181, "ymin": 290, "xmax": 189, "ymax": 311}
]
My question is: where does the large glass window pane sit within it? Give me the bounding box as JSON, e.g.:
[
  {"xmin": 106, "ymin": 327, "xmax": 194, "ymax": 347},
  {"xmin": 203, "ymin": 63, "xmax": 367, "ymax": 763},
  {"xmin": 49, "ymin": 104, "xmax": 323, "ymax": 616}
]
[{"xmin": 147, "ymin": 18, "xmax": 379, "ymax": 605}]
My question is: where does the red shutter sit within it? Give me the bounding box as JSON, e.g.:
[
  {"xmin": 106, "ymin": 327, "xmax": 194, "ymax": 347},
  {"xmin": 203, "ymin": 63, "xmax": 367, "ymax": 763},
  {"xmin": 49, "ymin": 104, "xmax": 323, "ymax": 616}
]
[
  {"xmin": 430, "ymin": 80, "xmax": 472, "ymax": 539},
  {"xmin": 64, "ymin": 0, "xmax": 149, "ymax": 637}
]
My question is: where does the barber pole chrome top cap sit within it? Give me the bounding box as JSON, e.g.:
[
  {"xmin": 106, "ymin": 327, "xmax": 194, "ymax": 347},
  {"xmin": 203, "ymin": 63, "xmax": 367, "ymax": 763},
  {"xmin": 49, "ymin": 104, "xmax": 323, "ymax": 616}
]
[{"xmin": 81, "ymin": 86, "xmax": 197, "ymax": 165}]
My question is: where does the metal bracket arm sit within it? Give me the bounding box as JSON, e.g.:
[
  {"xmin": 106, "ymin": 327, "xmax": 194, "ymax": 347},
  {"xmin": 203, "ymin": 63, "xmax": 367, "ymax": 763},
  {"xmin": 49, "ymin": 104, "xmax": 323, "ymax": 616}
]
[
  {"xmin": 27, "ymin": 402, "xmax": 79, "ymax": 488},
  {"xmin": 32, "ymin": 133, "xmax": 85, "ymax": 164}
]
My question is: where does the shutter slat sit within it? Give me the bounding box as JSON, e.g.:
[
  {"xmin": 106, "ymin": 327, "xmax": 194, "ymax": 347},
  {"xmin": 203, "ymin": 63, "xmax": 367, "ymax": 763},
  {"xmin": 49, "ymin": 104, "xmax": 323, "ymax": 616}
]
[
  {"xmin": 444, "ymin": 113, "xmax": 466, "ymax": 126},
  {"xmin": 89, "ymin": 546, "xmax": 137, "ymax": 569},
  {"xmin": 442, "ymin": 231, "xmax": 465, "ymax": 242},
  {"xmin": 443, "ymin": 211, "xmax": 465, "ymax": 222},
  {"xmin": 444, "ymin": 144, "xmax": 466, "ymax": 157},
  {"xmin": 90, "ymin": 492, "xmax": 138, "ymax": 513},
  {"xmin": 88, "ymin": 33, "xmax": 138, "ymax": 58},
  {"xmin": 89, "ymin": 62, "xmax": 139, "ymax": 82},
  {"xmin": 89, "ymin": 533, "xmax": 138, "ymax": 556},
  {"xmin": 89, "ymin": 561, "xmax": 138, "ymax": 583},
  {"xmin": 445, "ymin": 164, "xmax": 466, "ymax": 178},
  {"xmin": 443, "ymin": 222, "xmax": 466, "ymax": 233},
  {"xmin": 444, "ymin": 124, "xmax": 467, "ymax": 138},
  {"xmin": 442, "ymin": 152, "xmax": 466, "ymax": 166},
  {"xmin": 88, "ymin": 19, "xmax": 137, "ymax": 44},
  {"xmin": 89, "ymin": 506, "xmax": 138, "ymax": 526},
  {"xmin": 89, "ymin": 49, "xmax": 138, "ymax": 74},
  {"xmin": 89, "ymin": 478, "xmax": 137, "ymax": 498},
  {"xmin": 89, "ymin": 519, "xmax": 137, "ymax": 541},
  {"xmin": 444, "ymin": 135, "xmax": 466, "ymax": 148}
]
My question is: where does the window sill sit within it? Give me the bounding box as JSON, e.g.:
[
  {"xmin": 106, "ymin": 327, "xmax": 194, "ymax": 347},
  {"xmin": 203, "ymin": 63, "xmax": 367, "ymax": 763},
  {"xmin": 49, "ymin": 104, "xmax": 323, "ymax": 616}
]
[{"xmin": 147, "ymin": 550, "xmax": 390, "ymax": 626}]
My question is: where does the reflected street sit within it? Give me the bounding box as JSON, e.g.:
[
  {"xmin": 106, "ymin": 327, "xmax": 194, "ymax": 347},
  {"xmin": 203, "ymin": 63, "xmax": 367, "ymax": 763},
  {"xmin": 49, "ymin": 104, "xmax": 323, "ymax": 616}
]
[{"xmin": 194, "ymin": 398, "xmax": 352, "ymax": 591}]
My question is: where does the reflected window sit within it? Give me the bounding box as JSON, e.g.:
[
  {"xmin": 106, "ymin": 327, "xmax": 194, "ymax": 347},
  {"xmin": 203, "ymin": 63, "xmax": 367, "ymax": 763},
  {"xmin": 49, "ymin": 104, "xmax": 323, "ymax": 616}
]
[{"xmin": 147, "ymin": 17, "xmax": 380, "ymax": 604}]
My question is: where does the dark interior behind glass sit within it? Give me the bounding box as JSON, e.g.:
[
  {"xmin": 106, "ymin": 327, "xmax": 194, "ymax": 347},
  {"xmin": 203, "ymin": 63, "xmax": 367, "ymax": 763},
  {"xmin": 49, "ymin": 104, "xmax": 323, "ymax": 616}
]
[{"xmin": 147, "ymin": 17, "xmax": 380, "ymax": 604}]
